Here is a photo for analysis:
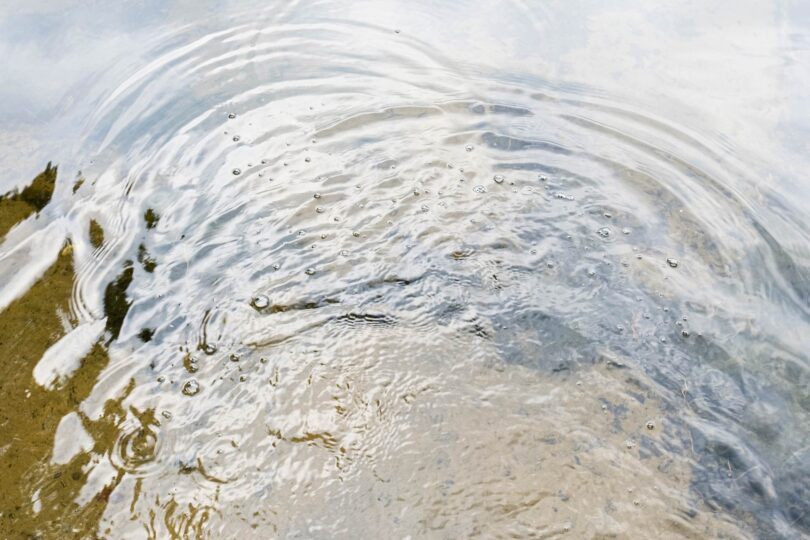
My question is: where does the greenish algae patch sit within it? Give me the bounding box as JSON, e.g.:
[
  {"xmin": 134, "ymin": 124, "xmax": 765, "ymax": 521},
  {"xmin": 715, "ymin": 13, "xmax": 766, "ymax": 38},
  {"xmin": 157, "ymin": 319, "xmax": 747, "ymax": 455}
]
[
  {"xmin": 89, "ymin": 220, "xmax": 105, "ymax": 249},
  {"xmin": 0, "ymin": 163, "xmax": 57, "ymax": 239},
  {"xmin": 143, "ymin": 208, "xmax": 159, "ymax": 229},
  {"xmin": 103, "ymin": 264, "xmax": 134, "ymax": 342},
  {"xmin": 0, "ymin": 242, "xmax": 123, "ymax": 539},
  {"xmin": 137, "ymin": 244, "xmax": 157, "ymax": 273},
  {"xmin": 138, "ymin": 328, "xmax": 155, "ymax": 342}
]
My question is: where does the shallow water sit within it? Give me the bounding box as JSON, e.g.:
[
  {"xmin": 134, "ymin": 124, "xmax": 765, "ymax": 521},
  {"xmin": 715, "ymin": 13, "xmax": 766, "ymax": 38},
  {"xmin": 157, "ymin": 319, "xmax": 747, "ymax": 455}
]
[{"xmin": 1, "ymin": 1, "xmax": 810, "ymax": 538}]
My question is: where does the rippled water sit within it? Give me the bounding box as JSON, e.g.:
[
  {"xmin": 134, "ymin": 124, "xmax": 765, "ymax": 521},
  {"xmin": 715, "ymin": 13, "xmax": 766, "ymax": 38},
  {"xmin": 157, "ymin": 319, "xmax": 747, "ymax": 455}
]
[{"xmin": 2, "ymin": 1, "xmax": 810, "ymax": 538}]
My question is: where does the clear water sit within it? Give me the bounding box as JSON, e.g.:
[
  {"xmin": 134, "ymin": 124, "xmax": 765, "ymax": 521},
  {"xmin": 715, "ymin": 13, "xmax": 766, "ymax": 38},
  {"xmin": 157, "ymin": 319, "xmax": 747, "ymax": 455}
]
[{"xmin": 1, "ymin": 1, "xmax": 809, "ymax": 538}]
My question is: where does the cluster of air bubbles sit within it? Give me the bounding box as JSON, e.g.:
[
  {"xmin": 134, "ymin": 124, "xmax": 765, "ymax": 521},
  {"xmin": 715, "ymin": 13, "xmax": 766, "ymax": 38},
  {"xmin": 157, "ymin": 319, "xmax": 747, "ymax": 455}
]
[
  {"xmin": 473, "ymin": 185, "xmax": 487, "ymax": 193},
  {"xmin": 555, "ymin": 193, "xmax": 574, "ymax": 201},
  {"xmin": 184, "ymin": 355, "xmax": 199, "ymax": 373},
  {"xmin": 182, "ymin": 379, "xmax": 200, "ymax": 396},
  {"xmin": 597, "ymin": 227, "xmax": 611, "ymax": 238},
  {"xmin": 465, "ymin": 145, "xmax": 474, "ymax": 152}
]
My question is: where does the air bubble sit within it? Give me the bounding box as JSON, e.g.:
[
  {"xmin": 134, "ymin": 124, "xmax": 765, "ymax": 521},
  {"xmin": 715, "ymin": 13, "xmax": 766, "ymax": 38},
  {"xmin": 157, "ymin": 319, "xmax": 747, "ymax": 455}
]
[
  {"xmin": 313, "ymin": 193, "xmax": 321, "ymax": 199},
  {"xmin": 493, "ymin": 174, "xmax": 505, "ymax": 184},
  {"xmin": 232, "ymin": 168, "xmax": 241, "ymax": 176},
  {"xmin": 232, "ymin": 135, "xmax": 240, "ymax": 142},
  {"xmin": 304, "ymin": 157, "xmax": 311, "ymax": 163},
  {"xmin": 251, "ymin": 294, "xmax": 270, "ymax": 310},
  {"xmin": 305, "ymin": 268, "xmax": 316, "ymax": 275},
  {"xmin": 646, "ymin": 421, "xmax": 655, "ymax": 430},
  {"xmin": 465, "ymin": 145, "xmax": 473, "ymax": 152},
  {"xmin": 227, "ymin": 113, "xmax": 236, "ymax": 119},
  {"xmin": 666, "ymin": 258, "xmax": 679, "ymax": 268},
  {"xmin": 316, "ymin": 206, "xmax": 325, "ymax": 213}
]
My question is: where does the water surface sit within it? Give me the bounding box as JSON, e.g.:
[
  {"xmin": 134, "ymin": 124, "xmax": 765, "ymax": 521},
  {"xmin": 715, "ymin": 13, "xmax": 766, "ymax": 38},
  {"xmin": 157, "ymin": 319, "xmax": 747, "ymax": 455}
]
[{"xmin": 1, "ymin": 1, "xmax": 809, "ymax": 538}]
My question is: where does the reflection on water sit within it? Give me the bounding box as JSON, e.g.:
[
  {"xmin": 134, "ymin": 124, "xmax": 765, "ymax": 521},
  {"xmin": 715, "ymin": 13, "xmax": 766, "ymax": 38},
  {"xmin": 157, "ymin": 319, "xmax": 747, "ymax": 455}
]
[{"xmin": 1, "ymin": 0, "xmax": 809, "ymax": 538}]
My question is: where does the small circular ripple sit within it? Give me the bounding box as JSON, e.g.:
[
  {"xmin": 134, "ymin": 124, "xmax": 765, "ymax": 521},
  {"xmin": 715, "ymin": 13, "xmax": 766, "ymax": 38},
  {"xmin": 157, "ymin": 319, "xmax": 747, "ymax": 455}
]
[{"xmin": 110, "ymin": 414, "xmax": 163, "ymax": 477}]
